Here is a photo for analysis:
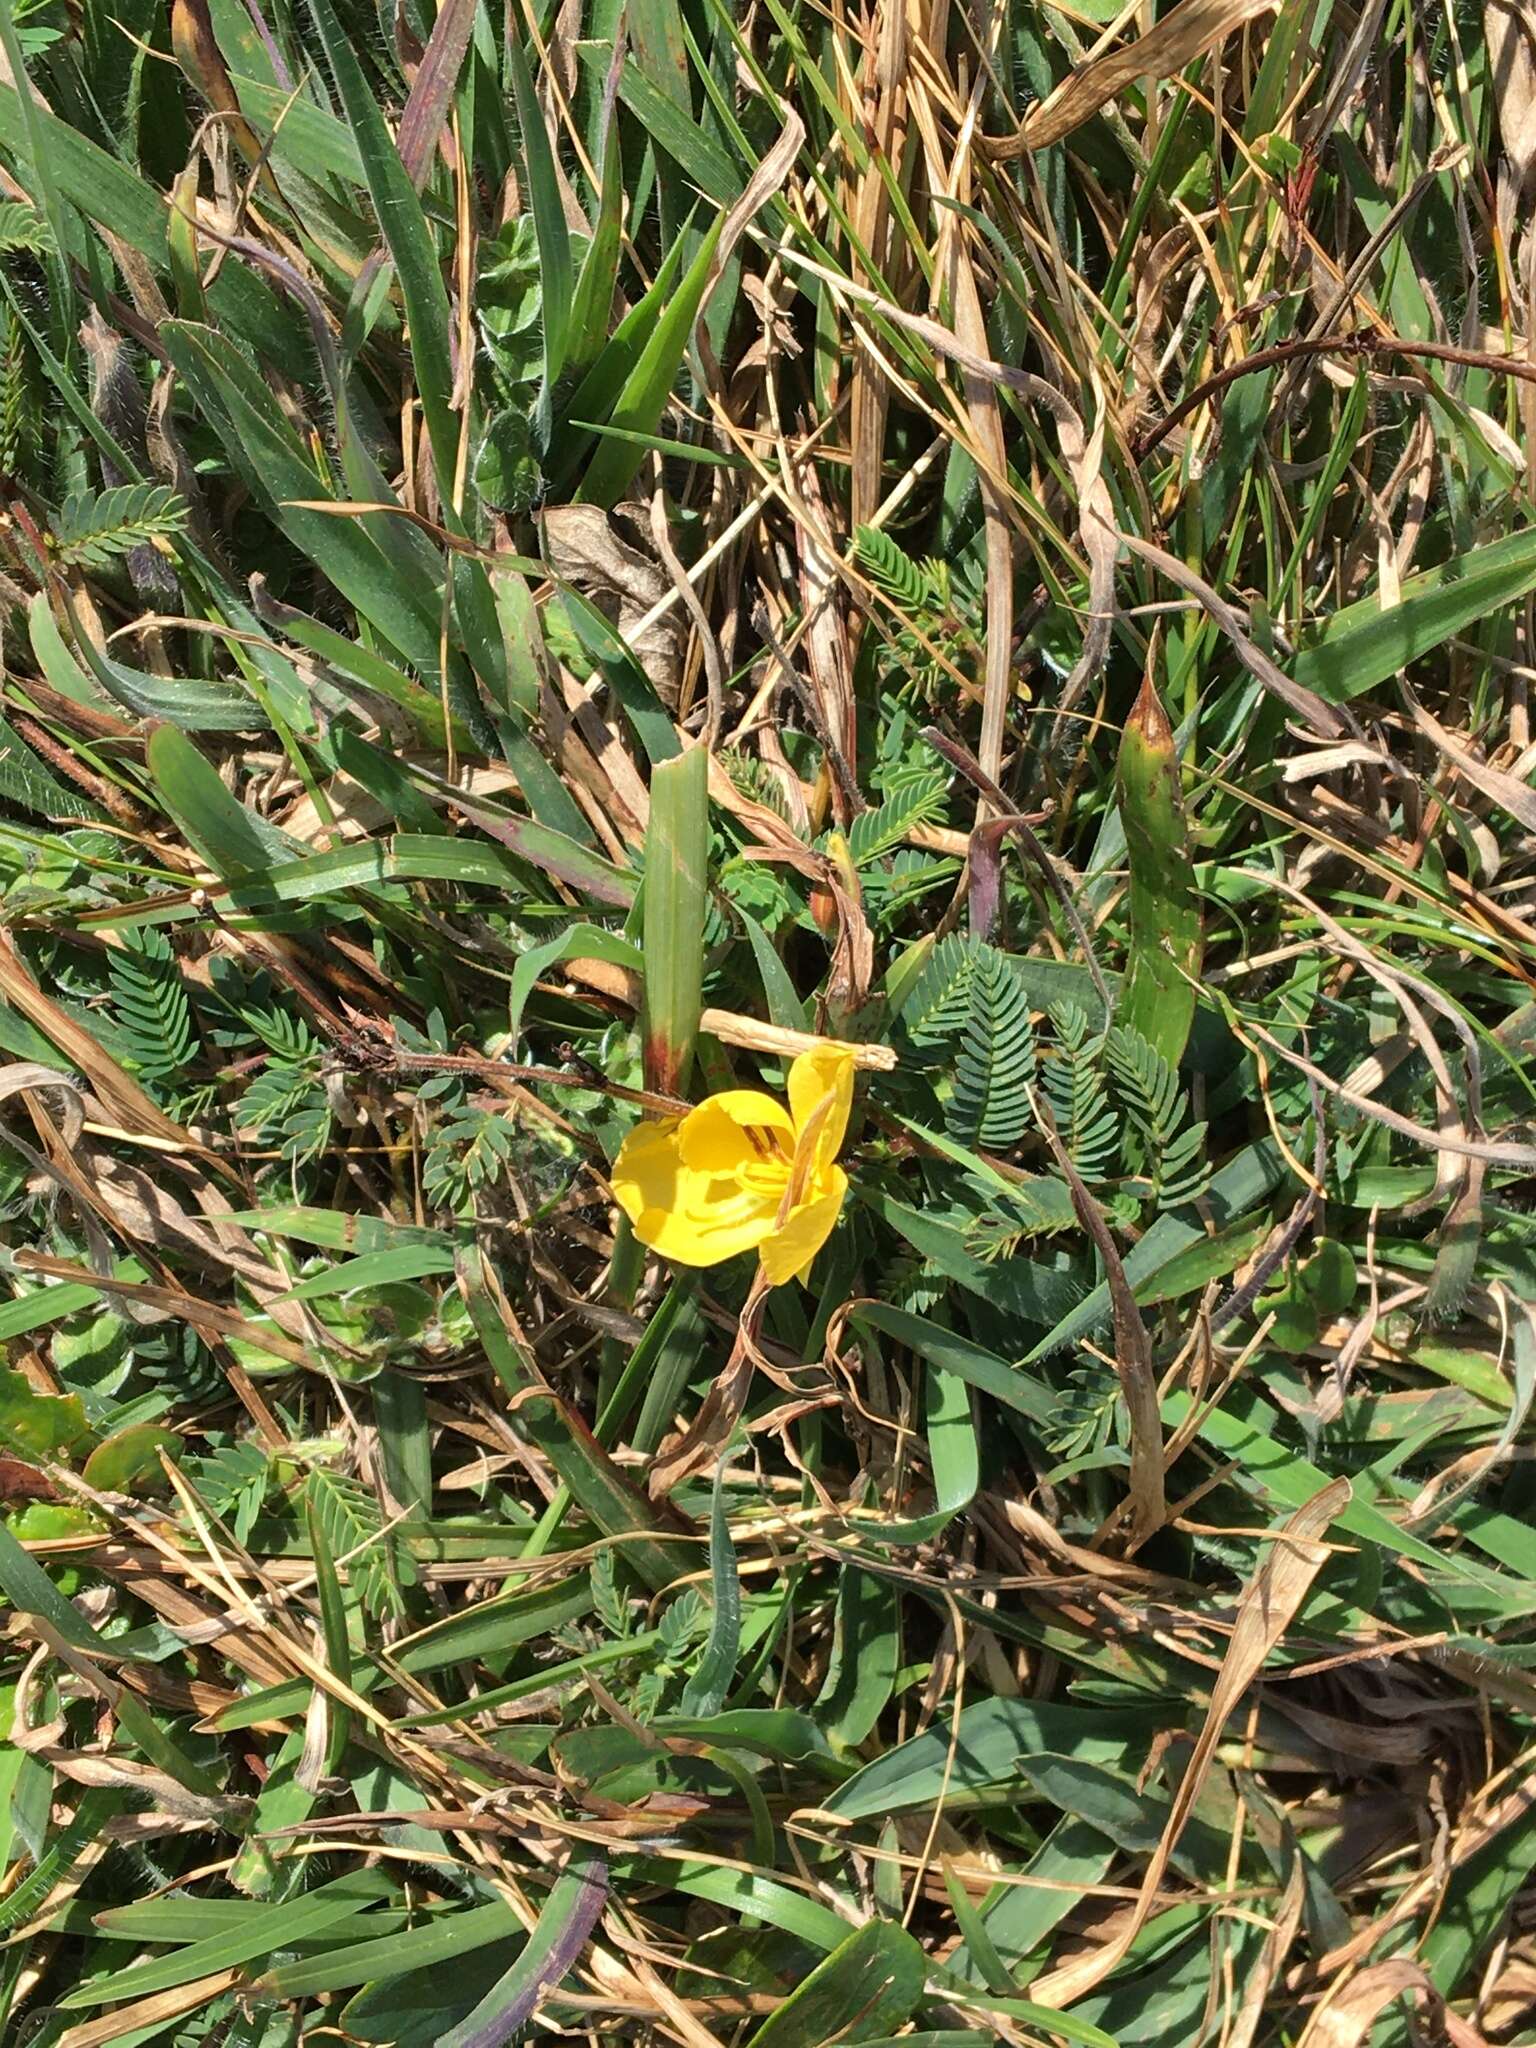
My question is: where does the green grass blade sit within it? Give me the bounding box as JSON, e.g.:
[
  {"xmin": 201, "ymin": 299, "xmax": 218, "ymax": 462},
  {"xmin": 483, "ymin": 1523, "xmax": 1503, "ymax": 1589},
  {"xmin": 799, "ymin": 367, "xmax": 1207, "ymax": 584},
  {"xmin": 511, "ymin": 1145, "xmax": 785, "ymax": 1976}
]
[
  {"xmin": 304, "ymin": 0, "xmax": 458, "ymax": 492},
  {"xmin": 574, "ymin": 215, "xmax": 723, "ymax": 508},
  {"xmin": 641, "ymin": 744, "xmax": 707, "ymax": 1095}
]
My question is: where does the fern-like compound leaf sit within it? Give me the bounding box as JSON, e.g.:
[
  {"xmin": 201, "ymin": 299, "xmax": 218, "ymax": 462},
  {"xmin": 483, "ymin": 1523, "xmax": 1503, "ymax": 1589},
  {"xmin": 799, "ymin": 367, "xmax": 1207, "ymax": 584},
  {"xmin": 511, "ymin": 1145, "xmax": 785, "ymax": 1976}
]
[
  {"xmin": 949, "ymin": 949, "xmax": 1036, "ymax": 1150},
  {"xmin": 903, "ymin": 933, "xmax": 980, "ymax": 1044},
  {"xmin": 853, "ymin": 524, "xmax": 940, "ymax": 616},
  {"xmin": 1043, "ymin": 1002, "xmax": 1118, "ymax": 1182},
  {"xmin": 107, "ymin": 929, "xmax": 195, "ymax": 1092},
  {"xmin": 54, "ymin": 483, "xmax": 188, "ymax": 570},
  {"xmin": 304, "ymin": 1467, "xmax": 404, "ymax": 1621},
  {"xmin": 847, "ymin": 757, "xmax": 949, "ymax": 866}
]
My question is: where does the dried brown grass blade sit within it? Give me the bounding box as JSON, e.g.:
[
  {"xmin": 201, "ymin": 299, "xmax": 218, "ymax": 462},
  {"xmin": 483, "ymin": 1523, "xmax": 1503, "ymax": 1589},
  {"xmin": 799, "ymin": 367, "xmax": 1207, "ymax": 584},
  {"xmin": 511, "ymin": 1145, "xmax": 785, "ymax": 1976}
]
[
  {"xmin": 1406, "ymin": 684, "xmax": 1536, "ymax": 832},
  {"xmin": 848, "ymin": 0, "xmax": 908, "ymax": 530},
  {"xmin": 1031, "ymin": 1476, "xmax": 1350, "ymax": 2005},
  {"xmin": 395, "ymin": 0, "xmax": 476, "ymax": 187},
  {"xmin": 706, "ymin": 109, "xmax": 805, "ymax": 302},
  {"xmin": 984, "ymin": 0, "xmax": 1278, "ymax": 155},
  {"xmin": 648, "ymin": 1279, "xmax": 769, "ymax": 1500},
  {"xmin": 55, "ymin": 1972, "xmax": 241, "ymax": 2048},
  {"xmin": 948, "ymin": 233, "xmax": 1013, "ymax": 794},
  {"xmin": 1037, "ymin": 1128, "xmax": 1164, "ymax": 1551},
  {"xmin": 1226, "ymin": 1837, "xmax": 1306, "ymax": 2048},
  {"xmin": 1115, "ymin": 531, "xmax": 1350, "ymax": 739},
  {"xmin": 699, "ymin": 1010, "xmax": 896, "ymax": 1071}
]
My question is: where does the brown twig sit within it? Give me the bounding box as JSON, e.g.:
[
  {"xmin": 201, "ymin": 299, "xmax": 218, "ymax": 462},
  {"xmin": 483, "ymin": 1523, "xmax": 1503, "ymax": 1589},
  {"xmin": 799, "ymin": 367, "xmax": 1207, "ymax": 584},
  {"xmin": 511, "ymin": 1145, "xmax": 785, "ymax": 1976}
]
[
  {"xmin": 924, "ymin": 725, "xmax": 1114, "ymax": 1016},
  {"xmin": 1134, "ymin": 332, "xmax": 1536, "ymax": 461}
]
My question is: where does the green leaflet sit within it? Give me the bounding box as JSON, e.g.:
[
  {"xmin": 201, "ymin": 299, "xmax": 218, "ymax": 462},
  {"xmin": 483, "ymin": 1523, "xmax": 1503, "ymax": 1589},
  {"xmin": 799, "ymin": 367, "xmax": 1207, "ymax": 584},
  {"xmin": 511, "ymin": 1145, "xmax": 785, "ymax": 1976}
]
[{"xmin": 147, "ymin": 726, "xmax": 301, "ymax": 873}]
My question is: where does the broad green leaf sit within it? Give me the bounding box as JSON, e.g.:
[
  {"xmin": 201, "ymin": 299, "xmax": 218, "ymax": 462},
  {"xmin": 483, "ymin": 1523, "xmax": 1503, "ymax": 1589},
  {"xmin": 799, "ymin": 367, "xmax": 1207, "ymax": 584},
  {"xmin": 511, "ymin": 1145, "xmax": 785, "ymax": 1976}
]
[
  {"xmin": 828, "ymin": 1698, "xmax": 1175, "ymax": 1819},
  {"xmin": 749, "ymin": 1919, "xmax": 926, "ymax": 2047},
  {"xmin": 1293, "ymin": 526, "xmax": 1536, "ymax": 704},
  {"xmin": 553, "ymin": 226, "xmax": 692, "ymax": 489},
  {"xmin": 641, "ymin": 744, "xmax": 707, "ymax": 1094},
  {"xmin": 147, "ymin": 727, "xmax": 300, "ymax": 873},
  {"xmin": 1025, "ymin": 1136, "xmax": 1290, "ymax": 1359},
  {"xmin": 0, "ymin": 1367, "xmax": 90, "ymax": 1458},
  {"xmin": 1116, "ymin": 675, "xmax": 1200, "ymax": 1063},
  {"xmin": 341, "ymin": 1942, "xmax": 525, "ymax": 2046},
  {"xmin": 568, "ymin": 117, "xmax": 624, "ymax": 374},
  {"xmin": 852, "ymin": 1304, "xmax": 1053, "ymax": 1424},
  {"xmin": 274, "ymin": 1248, "xmax": 458, "ymax": 1300},
  {"xmin": 679, "ymin": 1461, "xmax": 741, "ymax": 1716},
  {"xmin": 507, "ymin": 32, "xmax": 572, "ymax": 398},
  {"xmin": 261, "ymin": 1900, "xmax": 521, "ymax": 1997},
  {"xmin": 160, "ymin": 322, "xmax": 440, "ymax": 669},
  {"xmin": 81, "ymin": 1423, "xmax": 178, "ymax": 1493},
  {"xmin": 96, "ymin": 1873, "xmax": 396, "ymax": 1941},
  {"xmin": 438, "ymin": 1854, "xmax": 607, "ymax": 2048},
  {"xmin": 232, "ymin": 71, "xmax": 366, "ymax": 184},
  {"xmin": 816, "ymin": 1565, "xmax": 898, "ymax": 1747},
  {"xmin": 616, "ymin": 59, "xmax": 743, "ymax": 204},
  {"xmin": 507, "ymin": 924, "xmax": 641, "ymax": 1044}
]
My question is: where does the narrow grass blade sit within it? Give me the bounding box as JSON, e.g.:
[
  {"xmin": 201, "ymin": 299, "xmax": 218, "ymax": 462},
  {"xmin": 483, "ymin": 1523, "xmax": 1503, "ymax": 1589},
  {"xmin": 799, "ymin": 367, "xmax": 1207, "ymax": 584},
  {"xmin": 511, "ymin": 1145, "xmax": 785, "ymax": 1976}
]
[
  {"xmin": 641, "ymin": 743, "xmax": 708, "ymax": 1095},
  {"xmin": 459, "ymin": 1255, "xmax": 692, "ymax": 1592},
  {"xmin": 305, "ymin": 0, "xmax": 458, "ymax": 490},
  {"xmin": 507, "ymin": 30, "xmax": 572, "ymax": 397},
  {"xmin": 575, "ymin": 216, "xmax": 723, "ymax": 508},
  {"xmin": 439, "ymin": 1854, "xmax": 608, "ymax": 2048}
]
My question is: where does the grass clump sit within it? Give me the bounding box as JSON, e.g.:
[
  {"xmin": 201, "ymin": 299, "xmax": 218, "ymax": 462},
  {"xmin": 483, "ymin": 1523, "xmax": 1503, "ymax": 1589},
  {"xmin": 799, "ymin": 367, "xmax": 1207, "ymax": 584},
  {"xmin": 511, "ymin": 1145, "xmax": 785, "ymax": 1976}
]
[{"xmin": 0, "ymin": 1, "xmax": 1533, "ymax": 2042}]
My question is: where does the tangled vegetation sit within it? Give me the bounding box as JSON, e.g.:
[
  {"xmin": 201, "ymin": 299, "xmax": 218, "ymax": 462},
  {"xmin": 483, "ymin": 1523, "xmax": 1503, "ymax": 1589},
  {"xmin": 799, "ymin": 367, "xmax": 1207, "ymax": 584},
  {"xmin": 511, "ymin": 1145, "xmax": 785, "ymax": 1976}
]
[{"xmin": 0, "ymin": 0, "xmax": 1534, "ymax": 2041}]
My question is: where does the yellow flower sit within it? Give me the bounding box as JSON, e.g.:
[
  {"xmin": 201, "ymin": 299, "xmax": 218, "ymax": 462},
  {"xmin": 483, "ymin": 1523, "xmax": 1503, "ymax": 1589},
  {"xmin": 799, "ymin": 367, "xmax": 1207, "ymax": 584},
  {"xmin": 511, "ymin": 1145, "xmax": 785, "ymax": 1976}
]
[{"xmin": 611, "ymin": 1048, "xmax": 854, "ymax": 1287}]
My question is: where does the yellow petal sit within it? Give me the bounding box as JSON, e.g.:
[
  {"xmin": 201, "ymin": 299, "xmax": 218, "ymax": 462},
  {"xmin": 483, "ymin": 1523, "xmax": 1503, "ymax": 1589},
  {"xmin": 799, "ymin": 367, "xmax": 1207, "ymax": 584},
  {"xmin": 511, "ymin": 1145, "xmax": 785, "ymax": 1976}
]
[
  {"xmin": 611, "ymin": 1118, "xmax": 779, "ymax": 1268},
  {"xmin": 678, "ymin": 1092, "xmax": 793, "ymax": 1175},
  {"xmin": 788, "ymin": 1047, "xmax": 855, "ymax": 1175},
  {"xmin": 649, "ymin": 1195, "xmax": 779, "ymax": 1267},
  {"xmin": 610, "ymin": 1117, "xmax": 687, "ymax": 1229},
  {"xmin": 759, "ymin": 1165, "xmax": 848, "ymax": 1287}
]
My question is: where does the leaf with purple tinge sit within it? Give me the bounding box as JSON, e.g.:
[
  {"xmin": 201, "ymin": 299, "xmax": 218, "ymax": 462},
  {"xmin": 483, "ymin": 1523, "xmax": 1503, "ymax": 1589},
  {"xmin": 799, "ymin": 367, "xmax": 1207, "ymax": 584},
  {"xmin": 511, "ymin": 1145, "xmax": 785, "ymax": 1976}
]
[
  {"xmin": 395, "ymin": 0, "xmax": 476, "ymax": 188},
  {"xmin": 439, "ymin": 1854, "xmax": 609, "ymax": 2048},
  {"xmin": 457, "ymin": 804, "xmax": 638, "ymax": 907}
]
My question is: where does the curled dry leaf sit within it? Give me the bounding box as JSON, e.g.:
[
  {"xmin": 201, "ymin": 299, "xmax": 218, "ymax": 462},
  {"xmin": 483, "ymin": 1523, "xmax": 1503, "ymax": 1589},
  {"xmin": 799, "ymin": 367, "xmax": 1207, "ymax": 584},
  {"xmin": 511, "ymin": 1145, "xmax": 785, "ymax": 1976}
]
[
  {"xmin": 1298, "ymin": 1957, "xmax": 1487, "ymax": 2048},
  {"xmin": 281, "ymin": 756, "xmax": 520, "ymax": 844},
  {"xmin": 1406, "ymin": 683, "xmax": 1536, "ymax": 832},
  {"xmin": 988, "ymin": 0, "xmax": 1280, "ymax": 156},
  {"xmin": 542, "ymin": 502, "xmax": 686, "ymax": 704},
  {"xmin": 1488, "ymin": 0, "xmax": 1536, "ymax": 190}
]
